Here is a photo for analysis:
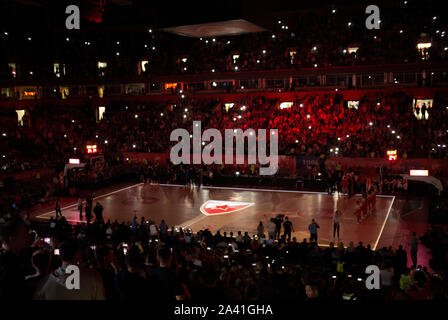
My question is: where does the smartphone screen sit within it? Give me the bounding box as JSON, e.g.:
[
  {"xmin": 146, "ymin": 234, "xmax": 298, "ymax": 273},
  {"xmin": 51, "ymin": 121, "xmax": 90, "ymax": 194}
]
[{"xmin": 54, "ymin": 249, "xmax": 60, "ymax": 255}]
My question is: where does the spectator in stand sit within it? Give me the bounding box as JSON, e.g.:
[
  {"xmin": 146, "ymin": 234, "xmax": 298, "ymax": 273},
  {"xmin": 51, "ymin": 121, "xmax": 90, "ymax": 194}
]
[
  {"xmin": 305, "ymin": 281, "xmax": 321, "ymax": 301},
  {"xmin": 149, "ymin": 220, "xmax": 159, "ymax": 240},
  {"xmin": 115, "ymin": 245, "xmax": 153, "ymax": 300},
  {"xmin": 25, "ymin": 249, "xmax": 52, "ymax": 298},
  {"xmin": 399, "ymin": 267, "xmax": 413, "ymax": 292},
  {"xmin": 0, "ymin": 219, "xmax": 31, "ymax": 300},
  {"xmin": 34, "ymin": 238, "xmax": 106, "ymax": 300},
  {"xmin": 93, "ymin": 202, "xmax": 104, "ymax": 223},
  {"xmin": 93, "ymin": 245, "xmax": 117, "ymax": 300},
  {"xmin": 410, "ymin": 232, "xmax": 419, "ymax": 268},
  {"xmin": 147, "ymin": 246, "xmax": 186, "ymax": 301}
]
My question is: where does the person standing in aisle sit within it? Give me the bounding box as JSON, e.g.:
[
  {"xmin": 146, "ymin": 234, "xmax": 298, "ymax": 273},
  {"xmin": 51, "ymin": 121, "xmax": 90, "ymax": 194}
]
[{"xmin": 333, "ymin": 210, "xmax": 341, "ymax": 241}]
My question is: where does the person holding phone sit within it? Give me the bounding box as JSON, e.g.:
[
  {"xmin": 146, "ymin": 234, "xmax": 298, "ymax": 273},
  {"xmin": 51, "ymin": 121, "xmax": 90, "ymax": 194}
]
[{"xmin": 34, "ymin": 239, "xmax": 106, "ymax": 300}]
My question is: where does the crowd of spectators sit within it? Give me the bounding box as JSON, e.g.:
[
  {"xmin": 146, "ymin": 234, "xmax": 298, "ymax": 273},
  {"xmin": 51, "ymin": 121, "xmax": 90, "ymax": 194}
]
[
  {"xmin": 1, "ymin": 2, "xmax": 447, "ymax": 81},
  {"xmin": 420, "ymin": 226, "xmax": 448, "ymax": 273},
  {"xmin": 1, "ymin": 209, "xmax": 447, "ymax": 301},
  {"xmin": 1, "ymin": 91, "xmax": 447, "ymax": 179},
  {"xmin": 0, "ymin": 90, "xmax": 447, "ymax": 219},
  {"xmin": 1, "ymin": 1, "xmax": 448, "ymax": 303}
]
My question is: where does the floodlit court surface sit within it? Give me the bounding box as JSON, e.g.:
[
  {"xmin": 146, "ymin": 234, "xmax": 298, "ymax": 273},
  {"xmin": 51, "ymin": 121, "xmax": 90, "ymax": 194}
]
[{"xmin": 33, "ymin": 183, "xmax": 399, "ymax": 250}]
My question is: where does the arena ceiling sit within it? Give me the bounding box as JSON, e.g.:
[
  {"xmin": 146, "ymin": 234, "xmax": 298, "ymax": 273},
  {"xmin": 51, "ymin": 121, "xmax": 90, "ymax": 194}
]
[{"xmin": 162, "ymin": 19, "xmax": 267, "ymax": 38}]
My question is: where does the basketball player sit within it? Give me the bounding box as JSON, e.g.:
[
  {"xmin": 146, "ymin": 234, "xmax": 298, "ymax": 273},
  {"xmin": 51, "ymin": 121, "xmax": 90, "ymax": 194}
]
[
  {"xmin": 369, "ymin": 185, "xmax": 377, "ymax": 215},
  {"xmin": 361, "ymin": 197, "xmax": 368, "ymax": 221}
]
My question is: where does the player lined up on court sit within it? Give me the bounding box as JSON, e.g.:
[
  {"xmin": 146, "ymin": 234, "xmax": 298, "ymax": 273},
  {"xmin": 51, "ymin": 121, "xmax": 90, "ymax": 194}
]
[
  {"xmin": 354, "ymin": 186, "xmax": 377, "ymax": 223},
  {"xmin": 368, "ymin": 185, "xmax": 377, "ymax": 214}
]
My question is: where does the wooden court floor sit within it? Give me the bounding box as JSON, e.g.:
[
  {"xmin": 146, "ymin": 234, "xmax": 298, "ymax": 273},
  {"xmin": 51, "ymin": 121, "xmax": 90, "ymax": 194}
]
[{"xmin": 34, "ymin": 183, "xmax": 397, "ymax": 249}]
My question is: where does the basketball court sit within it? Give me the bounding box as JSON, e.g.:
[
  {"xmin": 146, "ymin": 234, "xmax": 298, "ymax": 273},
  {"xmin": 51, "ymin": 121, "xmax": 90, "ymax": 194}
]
[{"xmin": 34, "ymin": 183, "xmax": 396, "ymax": 249}]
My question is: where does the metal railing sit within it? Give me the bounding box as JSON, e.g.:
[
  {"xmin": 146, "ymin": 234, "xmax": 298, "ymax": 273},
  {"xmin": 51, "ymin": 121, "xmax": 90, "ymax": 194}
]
[{"xmin": 1, "ymin": 62, "xmax": 447, "ymax": 101}]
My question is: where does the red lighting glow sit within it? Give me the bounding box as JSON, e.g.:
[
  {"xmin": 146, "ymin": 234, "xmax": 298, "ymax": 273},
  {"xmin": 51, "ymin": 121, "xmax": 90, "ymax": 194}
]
[
  {"xmin": 410, "ymin": 169, "xmax": 429, "ymax": 176},
  {"xmin": 24, "ymin": 91, "xmax": 36, "ymax": 96}
]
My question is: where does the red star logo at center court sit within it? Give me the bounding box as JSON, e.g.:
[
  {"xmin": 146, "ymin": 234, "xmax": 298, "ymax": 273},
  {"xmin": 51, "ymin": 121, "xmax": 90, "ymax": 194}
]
[{"xmin": 200, "ymin": 200, "xmax": 255, "ymax": 216}]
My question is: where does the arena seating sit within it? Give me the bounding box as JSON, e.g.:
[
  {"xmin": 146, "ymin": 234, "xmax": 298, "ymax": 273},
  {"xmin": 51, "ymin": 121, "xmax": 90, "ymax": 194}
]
[
  {"xmin": 1, "ymin": 212, "xmax": 447, "ymax": 301},
  {"xmin": 0, "ymin": 2, "xmax": 447, "ymax": 80},
  {"xmin": 1, "ymin": 0, "xmax": 448, "ymax": 303}
]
